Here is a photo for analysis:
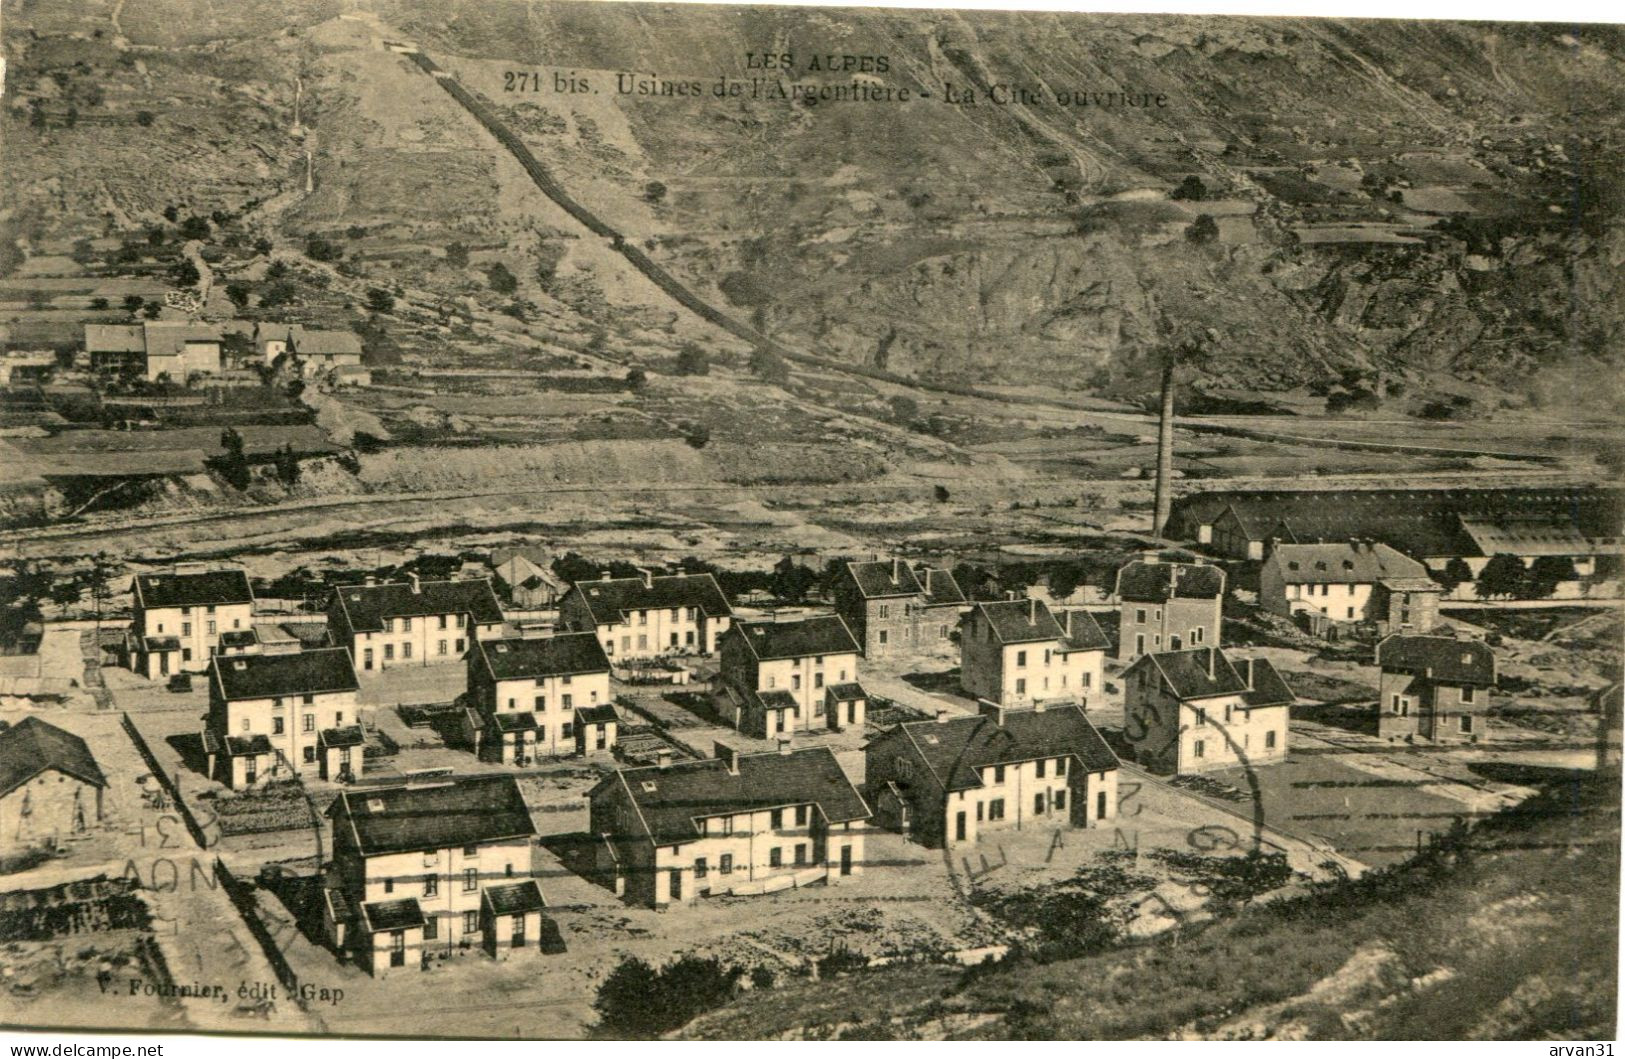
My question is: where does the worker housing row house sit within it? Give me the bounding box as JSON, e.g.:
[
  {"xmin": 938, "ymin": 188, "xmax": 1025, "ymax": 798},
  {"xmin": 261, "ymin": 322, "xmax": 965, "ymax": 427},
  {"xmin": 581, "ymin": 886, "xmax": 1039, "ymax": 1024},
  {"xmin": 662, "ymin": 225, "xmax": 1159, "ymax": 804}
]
[
  {"xmin": 559, "ymin": 570, "xmax": 734, "ymax": 660},
  {"xmin": 85, "ymin": 320, "xmax": 362, "ymax": 383},
  {"xmin": 714, "ymin": 615, "xmax": 868, "ymax": 738}
]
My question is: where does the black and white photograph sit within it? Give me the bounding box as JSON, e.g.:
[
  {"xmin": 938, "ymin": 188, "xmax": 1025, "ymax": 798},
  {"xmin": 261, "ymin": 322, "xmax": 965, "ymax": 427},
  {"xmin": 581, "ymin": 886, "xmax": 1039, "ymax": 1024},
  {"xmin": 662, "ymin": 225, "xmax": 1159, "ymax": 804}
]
[{"xmin": 0, "ymin": 0, "xmax": 1620, "ymax": 1042}]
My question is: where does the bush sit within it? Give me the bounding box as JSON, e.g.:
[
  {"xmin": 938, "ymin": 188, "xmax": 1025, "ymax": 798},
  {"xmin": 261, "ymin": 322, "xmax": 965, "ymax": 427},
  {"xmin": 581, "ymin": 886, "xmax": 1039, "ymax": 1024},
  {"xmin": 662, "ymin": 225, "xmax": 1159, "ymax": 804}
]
[
  {"xmin": 486, "ymin": 263, "xmax": 519, "ymax": 295},
  {"xmin": 748, "ymin": 346, "xmax": 789, "ymax": 384},
  {"xmin": 89, "ymin": 297, "xmax": 109, "ymax": 310},
  {"xmin": 304, "ymin": 236, "xmax": 341, "ymax": 262},
  {"xmin": 684, "ymin": 424, "xmax": 711, "ymax": 449},
  {"xmin": 1170, "ymin": 175, "xmax": 1208, "ymax": 201},
  {"xmin": 595, "ymin": 955, "xmax": 743, "ymax": 1037},
  {"xmin": 1185, "ymin": 214, "xmax": 1220, "ymax": 244},
  {"xmin": 178, "ymin": 216, "xmax": 210, "ymax": 241},
  {"xmin": 625, "ymin": 367, "xmax": 647, "ymax": 390},
  {"xmin": 444, "ymin": 242, "xmax": 469, "ymax": 268},
  {"xmin": 365, "ymin": 287, "xmax": 395, "ymax": 313},
  {"xmin": 674, "ymin": 343, "xmax": 709, "ymax": 376},
  {"xmin": 644, "ymin": 181, "xmax": 667, "ymax": 203},
  {"xmin": 225, "ymin": 283, "xmax": 250, "ymax": 309},
  {"xmin": 172, "ymin": 260, "xmax": 200, "ymax": 287},
  {"xmin": 122, "ymin": 294, "xmax": 144, "ymax": 313}
]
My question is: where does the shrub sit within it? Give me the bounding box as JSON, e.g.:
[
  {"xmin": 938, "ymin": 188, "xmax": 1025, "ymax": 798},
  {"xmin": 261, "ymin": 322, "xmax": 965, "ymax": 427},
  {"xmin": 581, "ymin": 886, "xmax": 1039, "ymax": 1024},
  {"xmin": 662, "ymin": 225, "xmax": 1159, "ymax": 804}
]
[
  {"xmin": 365, "ymin": 287, "xmax": 395, "ymax": 313},
  {"xmin": 304, "ymin": 236, "xmax": 341, "ymax": 262},
  {"xmin": 1185, "ymin": 214, "xmax": 1220, "ymax": 244},
  {"xmin": 674, "ymin": 343, "xmax": 709, "ymax": 376},
  {"xmin": 748, "ymin": 346, "xmax": 789, "ymax": 384},
  {"xmin": 225, "ymin": 283, "xmax": 250, "ymax": 309},
  {"xmin": 444, "ymin": 242, "xmax": 469, "ymax": 268},
  {"xmin": 178, "ymin": 216, "xmax": 210, "ymax": 241},
  {"xmin": 1170, "ymin": 175, "xmax": 1208, "ymax": 201},
  {"xmin": 625, "ymin": 367, "xmax": 647, "ymax": 390},
  {"xmin": 595, "ymin": 955, "xmax": 742, "ymax": 1037},
  {"xmin": 171, "ymin": 260, "xmax": 200, "ymax": 287},
  {"xmin": 486, "ymin": 263, "xmax": 519, "ymax": 295},
  {"xmin": 122, "ymin": 294, "xmax": 144, "ymax": 313},
  {"xmin": 684, "ymin": 424, "xmax": 711, "ymax": 449},
  {"xmin": 89, "ymin": 297, "xmax": 109, "ymax": 310},
  {"xmin": 644, "ymin": 180, "xmax": 667, "ymax": 203}
]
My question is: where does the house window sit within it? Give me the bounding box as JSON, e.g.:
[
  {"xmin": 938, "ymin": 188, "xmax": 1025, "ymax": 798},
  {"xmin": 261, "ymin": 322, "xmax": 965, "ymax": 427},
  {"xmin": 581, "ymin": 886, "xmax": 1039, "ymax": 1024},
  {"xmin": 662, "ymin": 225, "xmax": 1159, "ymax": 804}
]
[
  {"xmin": 638, "ymin": 610, "xmax": 647, "ymax": 625},
  {"xmin": 302, "ymin": 694, "xmax": 314, "ymax": 705},
  {"xmin": 207, "ymin": 621, "xmax": 216, "ymax": 636},
  {"xmin": 455, "ymin": 639, "xmax": 465, "ymax": 653},
  {"xmin": 988, "ymin": 798, "xmax": 1005, "ymax": 821},
  {"xmin": 463, "ymin": 868, "xmax": 478, "ymax": 892},
  {"xmin": 721, "ymin": 816, "xmax": 734, "ymax": 836},
  {"xmin": 463, "ymin": 845, "xmax": 477, "ymax": 857},
  {"xmin": 1136, "ymin": 608, "xmax": 1146, "ymax": 624},
  {"xmin": 302, "ymin": 746, "xmax": 316, "ymax": 764},
  {"xmin": 303, "ymin": 714, "xmax": 315, "ymax": 732},
  {"xmin": 561, "ymin": 722, "xmax": 573, "ymax": 740},
  {"xmin": 878, "ymin": 630, "xmax": 888, "ymax": 646},
  {"xmin": 1015, "ymin": 678, "xmax": 1026, "ymax": 695},
  {"xmin": 384, "ymin": 644, "xmax": 394, "ymax": 661},
  {"xmin": 792, "ymin": 674, "xmax": 802, "ymax": 691},
  {"xmin": 1036, "ymin": 759, "xmax": 1046, "ymax": 779},
  {"xmin": 1055, "ymin": 789, "xmax": 1066, "ymax": 810},
  {"xmin": 993, "ymin": 765, "xmax": 1005, "ymax": 784},
  {"xmin": 273, "ymin": 717, "xmax": 284, "ymax": 735},
  {"xmin": 1196, "ymin": 709, "xmax": 1207, "ymax": 727},
  {"xmin": 403, "ymin": 643, "xmax": 412, "ymax": 659},
  {"xmin": 878, "ymin": 605, "xmax": 889, "ymax": 619},
  {"xmin": 1016, "ymin": 650, "xmax": 1027, "ymax": 668},
  {"xmin": 384, "ymin": 877, "xmax": 394, "ymax": 894},
  {"xmin": 1055, "ymin": 757, "xmax": 1067, "ymax": 776},
  {"xmin": 638, "ymin": 635, "xmax": 647, "ymax": 650},
  {"xmin": 439, "ymin": 615, "xmax": 448, "ymax": 630},
  {"xmin": 1194, "ymin": 627, "xmax": 1204, "ymax": 644},
  {"xmin": 182, "ymin": 622, "xmax": 192, "ymax": 636},
  {"xmin": 1034, "ymin": 793, "xmax": 1045, "ymax": 815},
  {"xmin": 424, "ymin": 874, "xmax": 438, "ymax": 896},
  {"xmin": 462, "ymin": 911, "xmax": 479, "ymax": 935},
  {"xmin": 535, "ymin": 696, "xmax": 546, "ymax": 711},
  {"xmin": 1265, "ymin": 730, "xmax": 1278, "ymax": 749},
  {"xmin": 403, "ymin": 618, "xmax": 413, "ymax": 632},
  {"xmin": 1460, "ymin": 715, "xmax": 1474, "ymax": 734},
  {"xmin": 438, "ymin": 640, "xmax": 447, "ymax": 655},
  {"xmin": 793, "ymin": 844, "xmax": 807, "ymax": 866},
  {"xmin": 794, "ymin": 805, "xmax": 808, "ymax": 827},
  {"xmin": 720, "ymin": 854, "xmax": 733, "ymax": 875},
  {"xmin": 1194, "ymin": 739, "xmax": 1206, "ymax": 758},
  {"xmin": 1392, "ymin": 695, "xmax": 1402, "ymax": 713},
  {"xmin": 424, "ymin": 916, "xmax": 438, "ymax": 941},
  {"xmin": 769, "ymin": 847, "xmax": 782, "ymax": 868},
  {"xmin": 695, "ymin": 857, "xmax": 708, "ymax": 878},
  {"xmin": 1460, "ymin": 686, "xmax": 1476, "ymax": 704},
  {"xmin": 770, "ymin": 809, "xmax": 783, "ymax": 830}
]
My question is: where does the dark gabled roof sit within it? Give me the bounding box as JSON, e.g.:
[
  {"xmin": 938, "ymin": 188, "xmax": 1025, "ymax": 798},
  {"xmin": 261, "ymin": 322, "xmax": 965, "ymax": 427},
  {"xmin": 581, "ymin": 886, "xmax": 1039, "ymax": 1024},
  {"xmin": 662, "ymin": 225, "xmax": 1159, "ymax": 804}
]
[
  {"xmin": 1129, "ymin": 648, "xmax": 1250, "ymax": 701},
  {"xmin": 1115, "ymin": 561, "xmax": 1225, "ymax": 603},
  {"xmin": 212, "ymin": 647, "xmax": 358, "ymax": 701},
  {"xmin": 1266, "ymin": 542, "xmax": 1429, "ymax": 584},
  {"xmin": 576, "ymin": 704, "xmax": 619, "ymax": 725},
  {"xmin": 360, "ymin": 898, "xmax": 425, "ymax": 933},
  {"xmin": 134, "ymin": 569, "xmax": 253, "ymax": 609},
  {"xmin": 748, "ymin": 688, "xmax": 800, "ymax": 714},
  {"xmin": 491, "ymin": 711, "xmax": 538, "ymax": 733},
  {"xmin": 844, "ymin": 559, "xmax": 923, "ymax": 599},
  {"xmin": 476, "ymin": 633, "xmax": 609, "ymax": 680},
  {"xmin": 0, "ymin": 717, "xmax": 107, "ymax": 796},
  {"xmin": 1377, "ymin": 635, "xmax": 1496, "ymax": 686},
  {"xmin": 141, "ymin": 635, "xmax": 181, "ymax": 652},
  {"xmin": 968, "ymin": 598, "xmax": 1066, "ymax": 645},
  {"xmin": 333, "ymin": 579, "xmax": 504, "ymax": 633},
  {"xmin": 731, "ymin": 616, "xmax": 858, "ymax": 661},
  {"xmin": 916, "ymin": 566, "xmax": 966, "ymax": 606},
  {"xmin": 1056, "ymin": 610, "xmax": 1111, "ymax": 652},
  {"xmin": 328, "ymin": 775, "xmax": 536, "ymax": 856},
  {"xmin": 891, "ymin": 705, "xmax": 1118, "ymax": 791},
  {"xmin": 827, "ymin": 681, "xmax": 867, "ymax": 702},
  {"xmin": 294, "ymin": 329, "xmax": 363, "ymax": 357},
  {"xmin": 225, "ymin": 734, "xmax": 273, "ymax": 757},
  {"xmin": 482, "ymin": 880, "xmax": 546, "ymax": 916},
  {"xmin": 570, "ymin": 573, "xmax": 733, "ymax": 624},
  {"xmin": 84, "ymin": 323, "xmax": 146, "ymax": 353},
  {"xmin": 318, "ymin": 724, "xmax": 365, "ymax": 749},
  {"xmin": 600, "ymin": 746, "xmax": 869, "ymax": 845},
  {"xmin": 1233, "ymin": 658, "xmax": 1296, "ymax": 707},
  {"xmin": 218, "ymin": 629, "xmax": 258, "ymax": 649}
]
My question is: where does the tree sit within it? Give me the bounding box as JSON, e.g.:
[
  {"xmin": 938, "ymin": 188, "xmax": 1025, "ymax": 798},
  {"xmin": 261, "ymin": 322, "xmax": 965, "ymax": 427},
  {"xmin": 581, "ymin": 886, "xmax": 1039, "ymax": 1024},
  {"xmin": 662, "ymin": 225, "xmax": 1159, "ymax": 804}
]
[
  {"xmin": 770, "ymin": 556, "xmax": 818, "ymax": 603},
  {"xmin": 259, "ymin": 280, "xmax": 297, "ymax": 308},
  {"xmin": 225, "ymin": 283, "xmax": 251, "ymax": 309},
  {"xmin": 146, "ymin": 227, "xmax": 166, "ymax": 247},
  {"xmin": 163, "ymin": 205, "xmax": 180, "ymax": 222},
  {"xmin": 253, "ymin": 237, "xmax": 273, "ymax": 256},
  {"xmin": 209, "ymin": 427, "xmax": 252, "ymax": 490},
  {"xmin": 172, "ymin": 259, "xmax": 200, "ymax": 287},
  {"xmin": 934, "ymin": 484, "xmax": 951, "ymax": 503},
  {"xmin": 625, "ymin": 367, "xmax": 647, "ymax": 391},
  {"xmin": 1170, "ymin": 175, "xmax": 1208, "ymax": 201},
  {"xmin": 1185, "ymin": 214, "xmax": 1220, "ymax": 244},
  {"xmin": 486, "ymin": 263, "xmax": 518, "ymax": 295},
  {"xmin": 1527, "ymin": 555, "xmax": 1579, "ymax": 599},
  {"xmin": 444, "ymin": 242, "xmax": 469, "ymax": 269},
  {"xmin": 888, "ymin": 395, "xmax": 919, "ymax": 423},
  {"xmin": 1435, "ymin": 556, "xmax": 1475, "ymax": 595},
  {"xmin": 1475, "ymin": 553, "xmax": 1528, "ymax": 600},
  {"xmin": 674, "ymin": 343, "xmax": 709, "ymax": 376},
  {"xmin": 748, "ymin": 347, "xmax": 789, "ymax": 384},
  {"xmin": 365, "ymin": 287, "xmax": 395, "ymax": 313},
  {"xmin": 644, "ymin": 181, "xmax": 667, "ymax": 204},
  {"xmin": 273, "ymin": 444, "xmax": 302, "ymax": 487},
  {"xmin": 178, "ymin": 216, "xmax": 210, "ymax": 240},
  {"xmin": 684, "ymin": 424, "xmax": 711, "ymax": 449},
  {"xmin": 304, "ymin": 235, "xmax": 341, "ymax": 262},
  {"xmin": 135, "ymin": 110, "xmax": 155, "ymax": 127},
  {"xmin": 122, "ymin": 294, "xmax": 145, "ymax": 313},
  {"xmin": 594, "ymin": 955, "xmax": 742, "ymax": 1037},
  {"xmin": 141, "ymin": 301, "xmax": 162, "ymax": 319},
  {"xmin": 89, "ymin": 297, "xmax": 109, "ymax": 310}
]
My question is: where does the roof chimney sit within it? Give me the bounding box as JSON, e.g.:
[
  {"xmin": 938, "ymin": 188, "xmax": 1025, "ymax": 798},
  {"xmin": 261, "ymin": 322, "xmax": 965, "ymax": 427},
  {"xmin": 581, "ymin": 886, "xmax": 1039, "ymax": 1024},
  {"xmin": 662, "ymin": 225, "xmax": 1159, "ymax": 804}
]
[
  {"xmin": 656, "ymin": 748, "xmax": 673, "ymax": 769},
  {"xmin": 935, "ymin": 709, "xmax": 950, "ymax": 725},
  {"xmin": 978, "ymin": 700, "xmax": 1005, "ymax": 726},
  {"xmin": 364, "ymin": 575, "xmax": 377, "ymax": 587},
  {"xmin": 600, "ymin": 570, "xmax": 612, "ymax": 581},
  {"xmin": 1239, "ymin": 658, "xmax": 1254, "ymax": 689},
  {"xmin": 1206, "ymin": 648, "xmax": 1217, "ymax": 680},
  {"xmin": 1033, "ymin": 699, "xmax": 1048, "ymax": 713},
  {"xmin": 892, "ymin": 558, "xmax": 903, "ymax": 583},
  {"xmin": 777, "ymin": 739, "xmax": 793, "ymax": 756},
  {"xmin": 409, "ymin": 573, "xmax": 421, "ymax": 594},
  {"xmin": 637, "ymin": 567, "xmax": 653, "ymax": 589},
  {"xmin": 714, "ymin": 742, "xmax": 738, "ymax": 775},
  {"xmin": 1029, "ymin": 597, "xmax": 1038, "ymax": 624}
]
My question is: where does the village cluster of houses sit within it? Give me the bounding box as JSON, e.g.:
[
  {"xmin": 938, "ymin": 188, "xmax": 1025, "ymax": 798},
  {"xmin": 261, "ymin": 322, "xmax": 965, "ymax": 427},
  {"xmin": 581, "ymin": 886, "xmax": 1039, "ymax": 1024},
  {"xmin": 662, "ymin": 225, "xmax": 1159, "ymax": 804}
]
[
  {"xmin": 81, "ymin": 320, "xmax": 369, "ymax": 386},
  {"xmin": 82, "ymin": 526, "xmax": 1534, "ymax": 977}
]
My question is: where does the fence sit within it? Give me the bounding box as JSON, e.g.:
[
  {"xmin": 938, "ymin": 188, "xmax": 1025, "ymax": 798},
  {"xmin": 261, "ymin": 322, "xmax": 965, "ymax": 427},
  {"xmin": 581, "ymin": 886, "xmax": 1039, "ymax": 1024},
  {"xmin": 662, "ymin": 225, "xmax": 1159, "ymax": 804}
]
[{"xmin": 120, "ymin": 712, "xmax": 208, "ymax": 848}]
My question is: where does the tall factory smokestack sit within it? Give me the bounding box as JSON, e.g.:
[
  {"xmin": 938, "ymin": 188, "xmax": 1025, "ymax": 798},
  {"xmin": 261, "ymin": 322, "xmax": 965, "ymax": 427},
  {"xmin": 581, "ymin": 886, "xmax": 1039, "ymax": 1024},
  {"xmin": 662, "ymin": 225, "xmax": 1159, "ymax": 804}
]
[{"xmin": 1153, "ymin": 357, "xmax": 1175, "ymax": 537}]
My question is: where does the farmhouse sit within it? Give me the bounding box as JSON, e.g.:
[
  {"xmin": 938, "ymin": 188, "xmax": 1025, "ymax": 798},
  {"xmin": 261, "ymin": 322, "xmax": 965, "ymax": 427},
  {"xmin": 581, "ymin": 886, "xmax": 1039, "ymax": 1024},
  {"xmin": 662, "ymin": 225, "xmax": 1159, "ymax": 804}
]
[
  {"xmin": 203, "ymin": 647, "xmax": 362, "ymax": 788},
  {"xmin": 558, "ymin": 570, "xmax": 733, "ymax": 659},
  {"xmin": 327, "ymin": 576, "xmax": 505, "ymax": 671},
  {"xmin": 0, "ymin": 718, "xmax": 106, "ymax": 850},
  {"xmin": 128, "ymin": 567, "xmax": 255, "ymax": 678},
  {"xmin": 1114, "ymin": 558, "xmax": 1225, "ymax": 661},
  {"xmin": 864, "ymin": 702, "xmax": 1119, "ymax": 848},
  {"xmin": 1375, "ymin": 635, "xmax": 1495, "ymax": 744},
  {"xmin": 465, "ymin": 633, "xmax": 613, "ymax": 762},
  {"xmin": 1122, "ymin": 648, "xmax": 1294, "ymax": 775},
  {"xmin": 255, "ymin": 323, "xmax": 364, "ymax": 371},
  {"xmin": 716, "ymin": 615, "xmax": 865, "ymax": 737},
  {"xmin": 1261, "ymin": 540, "xmax": 1441, "ymax": 636},
  {"xmin": 958, "ymin": 597, "xmax": 1108, "ymax": 707},
  {"xmin": 85, "ymin": 321, "xmax": 235, "ymax": 382},
  {"xmin": 832, "ymin": 558, "xmax": 967, "ymax": 658},
  {"xmin": 323, "ymin": 775, "xmax": 544, "ymax": 976},
  {"xmin": 588, "ymin": 742, "xmax": 870, "ymax": 908}
]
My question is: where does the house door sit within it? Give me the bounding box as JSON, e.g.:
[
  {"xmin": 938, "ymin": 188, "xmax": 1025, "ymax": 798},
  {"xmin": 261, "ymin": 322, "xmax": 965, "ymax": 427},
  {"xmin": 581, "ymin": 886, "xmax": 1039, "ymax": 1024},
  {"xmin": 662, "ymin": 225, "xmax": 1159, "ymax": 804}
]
[
  {"xmin": 669, "ymin": 869, "xmax": 682, "ymax": 901},
  {"xmin": 363, "ymin": 648, "xmax": 373, "ymax": 671},
  {"xmin": 1096, "ymin": 791, "xmax": 1107, "ymax": 823},
  {"xmin": 1170, "ymin": 635, "xmax": 1182, "ymax": 651},
  {"xmin": 848, "ymin": 701, "xmax": 857, "ymax": 724},
  {"xmin": 159, "ymin": 653, "xmax": 169, "ymax": 676},
  {"xmin": 1135, "ymin": 634, "xmax": 1145, "ymax": 656},
  {"xmin": 390, "ymin": 931, "xmax": 406, "ymax": 967},
  {"xmin": 954, "ymin": 811, "xmax": 967, "ymax": 843},
  {"xmin": 511, "ymin": 916, "xmax": 526, "ymax": 948},
  {"xmin": 840, "ymin": 845, "xmax": 853, "ymax": 876},
  {"xmin": 244, "ymin": 758, "xmax": 257, "ymax": 785}
]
